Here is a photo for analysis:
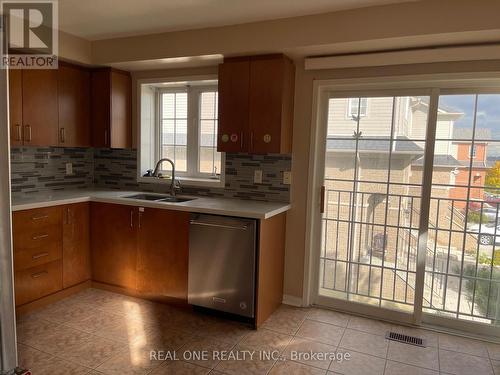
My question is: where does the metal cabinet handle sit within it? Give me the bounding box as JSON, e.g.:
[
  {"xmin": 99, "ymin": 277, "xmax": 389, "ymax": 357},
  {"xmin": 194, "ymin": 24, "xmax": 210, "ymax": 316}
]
[
  {"xmin": 32, "ymin": 234, "xmax": 48, "ymax": 240},
  {"xmin": 130, "ymin": 209, "xmax": 133, "ymax": 228},
  {"xmin": 250, "ymin": 131, "xmax": 254, "ymax": 150},
  {"xmin": 31, "ymin": 214, "xmax": 48, "ymax": 221},
  {"xmin": 31, "ymin": 271, "xmax": 48, "ymax": 279},
  {"xmin": 138, "ymin": 212, "xmax": 142, "ymax": 228},
  {"xmin": 25, "ymin": 125, "xmax": 32, "ymax": 142},
  {"xmin": 189, "ymin": 220, "xmax": 248, "ymax": 230},
  {"xmin": 15, "ymin": 124, "xmax": 22, "ymax": 141},
  {"xmin": 32, "ymin": 252, "xmax": 49, "ymax": 260},
  {"xmin": 240, "ymin": 132, "xmax": 243, "ymax": 149},
  {"xmin": 104, "ymin": 130, "xmax": 108, "ymax": 146},
  {"xmin": 60, "ymin": 128, "xmax": 65, "ymax": 143}
]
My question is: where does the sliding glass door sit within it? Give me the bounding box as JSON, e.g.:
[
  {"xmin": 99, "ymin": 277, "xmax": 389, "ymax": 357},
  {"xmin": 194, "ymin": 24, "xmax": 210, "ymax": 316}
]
[
  {"xmin": 314, "ymin": 88, "xmax": 500, "ymax": 334},
  {"xmin": 423, "ymin": 94, "xmax": 500, "ymax": 331}
]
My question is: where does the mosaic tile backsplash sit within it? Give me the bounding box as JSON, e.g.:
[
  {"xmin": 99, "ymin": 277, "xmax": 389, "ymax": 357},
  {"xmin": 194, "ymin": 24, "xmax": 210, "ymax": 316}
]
[
  {"xmin": 11, "ymin": 147, "xmax": 291, "ymax": 202},
  {"xmin": 94, "ymin": 148, "xmax": 291, "ymax": 202},
  {"xmin": 10, "ymin": 147, "xmax": 94, "ymax": 198}
]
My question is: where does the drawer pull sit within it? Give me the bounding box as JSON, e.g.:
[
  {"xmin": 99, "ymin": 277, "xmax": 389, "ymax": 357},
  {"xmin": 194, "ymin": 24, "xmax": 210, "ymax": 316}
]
[
  {"xmin": 32, "ymin": 234, "xmax": 49, "ymax": 240},
  {"xmin": 31, "ymin": 271, "xmax": 48, "ymax": 279},
  {"xmin": 32, "ymin": 252, "xmax": 49, "ymax": 260},
  {"xmin": 31, "ymin": 215, "xmax": 49, "ymax": 221}
]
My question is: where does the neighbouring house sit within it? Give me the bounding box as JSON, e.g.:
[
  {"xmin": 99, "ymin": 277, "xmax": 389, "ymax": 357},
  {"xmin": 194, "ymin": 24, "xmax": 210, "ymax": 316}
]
[{"xmin": 449, "ymin": 128, "xmax": 492, "ymax": 208}]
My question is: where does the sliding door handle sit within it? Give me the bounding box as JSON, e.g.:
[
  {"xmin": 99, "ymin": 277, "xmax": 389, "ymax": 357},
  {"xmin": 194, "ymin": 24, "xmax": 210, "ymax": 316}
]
[{"xmin": 320, "ymin": 186, "xmax": 326, "ymax": 214}]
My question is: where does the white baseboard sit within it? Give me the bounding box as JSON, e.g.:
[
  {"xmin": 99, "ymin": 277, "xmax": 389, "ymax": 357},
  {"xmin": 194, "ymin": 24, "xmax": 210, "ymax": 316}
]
[{"xmin": 282, "ymin": 294, "xmax": 303, "ymax": 307}]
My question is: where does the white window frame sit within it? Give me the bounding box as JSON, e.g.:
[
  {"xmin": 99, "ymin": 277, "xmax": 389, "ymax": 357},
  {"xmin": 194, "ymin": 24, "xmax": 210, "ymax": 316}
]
[
  {"xmin": 137, "ymin": 75, "xmax": 224, "ymax": 188},
  {"xmin": 469, "ymin": 144, "xmax": 477, "ymax": 159},
  {"xmin": 347, "ymin": 97, "xmax": 368, "ymax": 118}
]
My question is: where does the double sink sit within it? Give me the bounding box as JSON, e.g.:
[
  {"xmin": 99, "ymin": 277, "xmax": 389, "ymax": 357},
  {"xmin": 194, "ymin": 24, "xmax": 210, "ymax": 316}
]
[{"xmin": 124, "ymin": 193, "xmax": 195, "ymax": 203}]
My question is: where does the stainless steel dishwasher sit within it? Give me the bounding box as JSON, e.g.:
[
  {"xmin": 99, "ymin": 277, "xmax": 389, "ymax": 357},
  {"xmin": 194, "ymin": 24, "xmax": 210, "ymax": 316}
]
[{"xmin": 188, "ymin": 213, "xmax": 256, "ymax": 318}]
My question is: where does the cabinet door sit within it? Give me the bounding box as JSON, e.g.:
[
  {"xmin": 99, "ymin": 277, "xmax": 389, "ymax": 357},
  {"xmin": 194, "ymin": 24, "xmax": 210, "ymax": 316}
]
[
  {"xmin": 62, "ymin": 203, "xmax": 90, "ymax": 288},
  {"xmin": 137, "ymin": 208, "xmax": 189, "ymax": 301},
  {"xmin": 90, "ymin": 203, "xmax": 137, "ymax": 290},
  {"xmin": 22, "ymin": 69, "xmax": 59, "ymax": 146},
  {"xmin": 58, "ymin": 65, "xmax": 91, "ymax": 147},
  {"xmin": 217, "ymin": 59, "xmax": 250, "ymax": 153},
  {"xmin": 110, "ymin": 71, "xmax": 132, "ymax": 149},
  {"xmin": 9, "ymin": 69, "xmax": 23, "ymax": 146},
  {"xmin": 90, "ymin": 70, "xmax": 111, "ymax": 147},
  {"xmin": 248, "ymin": 56, "xmax": 283, "ymax": 154}
]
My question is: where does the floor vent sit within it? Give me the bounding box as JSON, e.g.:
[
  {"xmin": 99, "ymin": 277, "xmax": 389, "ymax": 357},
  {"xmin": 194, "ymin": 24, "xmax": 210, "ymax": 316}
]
[{"xmin": 385, "ymin": 331, "xmax": 426, "ymax": 347}]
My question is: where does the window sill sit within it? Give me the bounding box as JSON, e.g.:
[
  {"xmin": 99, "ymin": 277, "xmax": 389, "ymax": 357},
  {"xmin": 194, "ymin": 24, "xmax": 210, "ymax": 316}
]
[{"xmin": 137, "ymin": 176, "xmax": 225, "ymax": 188}]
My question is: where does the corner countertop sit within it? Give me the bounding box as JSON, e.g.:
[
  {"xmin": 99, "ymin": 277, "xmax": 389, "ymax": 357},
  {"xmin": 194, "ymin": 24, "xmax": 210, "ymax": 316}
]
[{"xmin": 11, "ymin": 189, "xmax": 291, "ymax": 220}]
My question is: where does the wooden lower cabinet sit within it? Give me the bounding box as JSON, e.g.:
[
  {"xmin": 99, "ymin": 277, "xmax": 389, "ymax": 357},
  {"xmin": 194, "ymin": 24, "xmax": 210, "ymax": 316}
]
[
  {"xmin": 63, "ymin": 203, "xmax": 91, "ymax": 288},
  {"xmin": 136, "ymin": 207, "xmax": 189, "ymax": 301},
  {"xmin": 90, "ymin": 202, "xmax": 138, "ymax": 290},
  {"xmin": 14, "ymin": 260, "xmax": 63, "ymax": 306},
  {"xmin": 13, "ymin": 203, "xmax": 90, "ymax": 307},
  {"xmin": 90, "ymin": 203, "xmax": 189, "ymax": 301}
]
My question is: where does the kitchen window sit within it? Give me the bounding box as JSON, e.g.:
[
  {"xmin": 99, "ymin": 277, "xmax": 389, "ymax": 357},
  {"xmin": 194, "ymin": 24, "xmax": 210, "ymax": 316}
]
[{"xmin": 139, "ymin": 78, "xmax": 224, "ymax": 187}]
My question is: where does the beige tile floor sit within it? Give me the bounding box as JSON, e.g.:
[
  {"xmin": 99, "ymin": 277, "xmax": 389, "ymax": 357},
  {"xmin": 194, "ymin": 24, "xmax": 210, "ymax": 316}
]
[{"xmin": 15, "ymin": 288, "xmax": 500, "ymax": 375}]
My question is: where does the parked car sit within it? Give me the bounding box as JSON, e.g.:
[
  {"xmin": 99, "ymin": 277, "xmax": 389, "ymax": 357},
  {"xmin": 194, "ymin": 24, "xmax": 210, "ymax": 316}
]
[
  {"xmin": 482, "ymin": 207, "xmax": 500, "ymax": 223},
  {"xmin": 469, "ymin": 222, "xmax": 500, "ymax": 245}
]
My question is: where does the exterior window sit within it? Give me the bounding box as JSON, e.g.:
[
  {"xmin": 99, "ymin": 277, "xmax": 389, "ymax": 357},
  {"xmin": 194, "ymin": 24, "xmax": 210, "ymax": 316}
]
[
  {"xmin": 348, "ymin": 97, "xmax": 368, "ymax": 118},
  {"xmin": 158, "ymin": 83, "xmax": 222, "ymax": 180},
  {"xmin": 198, "ymin": 91, "xmax": 221, "ymax": 175},
  {"xmin": 470, "ymin": 144, "xmax": 477, "ymax": 158},
  {"xmin": 160, "ymin": 90, "xmax": 188, "ymax": 172}
]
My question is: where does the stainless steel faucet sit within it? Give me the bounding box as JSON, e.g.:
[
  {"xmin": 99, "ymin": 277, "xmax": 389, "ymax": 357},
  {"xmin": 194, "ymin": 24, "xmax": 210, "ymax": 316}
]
[{"xmin": 152, "ymin": 158, "xmax": 177, "ymax": 196}]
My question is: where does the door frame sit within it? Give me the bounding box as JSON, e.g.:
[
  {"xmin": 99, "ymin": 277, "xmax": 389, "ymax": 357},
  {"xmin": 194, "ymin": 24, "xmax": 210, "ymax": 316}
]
[{"xmin": 303, "ymin": 72, "xmax": 500, "ymax": 329}]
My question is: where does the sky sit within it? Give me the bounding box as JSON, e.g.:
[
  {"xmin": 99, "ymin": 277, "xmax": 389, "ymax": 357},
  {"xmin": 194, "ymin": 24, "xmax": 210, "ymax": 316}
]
[{"xmin": 440, "ymin": 94, "xmax": 500, "ymax": 157}]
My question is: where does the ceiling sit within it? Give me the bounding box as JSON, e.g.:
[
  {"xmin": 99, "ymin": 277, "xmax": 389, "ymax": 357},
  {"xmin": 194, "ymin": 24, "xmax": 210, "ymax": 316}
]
[{"xmin": 59, "ymin": 0, "xmax": 417, "ymax": 41}]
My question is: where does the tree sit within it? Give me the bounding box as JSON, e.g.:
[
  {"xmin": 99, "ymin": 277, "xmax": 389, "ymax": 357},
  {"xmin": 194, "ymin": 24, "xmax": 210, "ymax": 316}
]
[{"xmin": 485, "ymin": 161, "xmax": 500, "ymax": 194}]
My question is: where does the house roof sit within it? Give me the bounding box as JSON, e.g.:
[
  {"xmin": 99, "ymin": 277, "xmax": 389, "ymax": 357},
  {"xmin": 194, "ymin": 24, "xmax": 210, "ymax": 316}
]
[
  {"xmin": 326, "ymin": 136, "xmax": 424, "ymax": 154},
  {"xmin": 458, "ymin": 160, "xmax": 495, "ymax": 169},
  {"xmin": 412, "ymin": 155, "xmax": 461, "ymax": 168},
  {"xmin": 452, "ymin": 128, "xmax": 491, "ymax": 140}
]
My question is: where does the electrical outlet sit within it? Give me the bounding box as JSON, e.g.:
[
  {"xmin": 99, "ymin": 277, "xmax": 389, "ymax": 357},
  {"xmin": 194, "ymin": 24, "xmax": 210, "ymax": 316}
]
[
  {"xmin": 65, "ymin": 162, "xmax": 73, "ymax": 175},
  {"xmin": 254, "ymin": 170, "xmax": 263, "ymax": 184},
  {"xmin": 283, "ymin": 171, "xmax": 292, "ymax": 185}
]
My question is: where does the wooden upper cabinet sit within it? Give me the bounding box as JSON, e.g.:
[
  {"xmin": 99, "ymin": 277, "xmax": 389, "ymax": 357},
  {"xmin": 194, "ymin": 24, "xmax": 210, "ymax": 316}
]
[
  {"xmin": 58, "ymin": 64, "xmax": 91, "ymax": 147},
  {"xmin": 62, "ymin": 203, "xmax": 90, "ymax": 288},
  {"xmin": 136, "ymin": 208, "xmax": 189, "ymax": 302},
  {"xmin": 90, "ymin": 203, "xmax": 137, "ymax": 290},
  {"xmin": 22, "ymin": 69, "xmax": 59, "ymax": 146},
  {"xmin": 217, "ymin": 54, "xmax": 295, "ymax": 154},
  {"xmin": 9, "ymin": 69, "xmax": 23, "ymax": 146},
  {"xmin": 91, "ymin": 68, "xmax": 132, "ymax": 149},
  {"xmin": 217, "ymin": 59, "xmax": 250, "ymax": 153},
  {"xmin": 249, "ymin": 55, "xmax": 295, "ymax": 154}
]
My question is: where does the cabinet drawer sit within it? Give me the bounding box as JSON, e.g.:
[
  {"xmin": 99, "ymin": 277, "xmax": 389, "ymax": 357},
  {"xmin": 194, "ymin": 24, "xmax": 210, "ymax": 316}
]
[
  {"xmin": 14, "ymin": 260, "xmax": 62, "ymax": 306},
  {"xmin": 13, "ymin": 206, "xmax": 63, "ymax": 233},
  {"xmin": 14, "ymin": 244, "xmax": 62, "ymax": 271},
  {"xmin": 13, "ymin": 223, "xmax": 62, "ymax": 252}
]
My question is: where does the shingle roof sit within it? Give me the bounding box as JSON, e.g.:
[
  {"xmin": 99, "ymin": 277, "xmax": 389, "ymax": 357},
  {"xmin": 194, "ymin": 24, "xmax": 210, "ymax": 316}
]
[
  {"xmin": 326, "ymin": 136, "xmax": 424, "ymax": 154},
  {"xmin": 452, "ymin": 128, "xmax": 491, "ymax": 140},
  {"xmin": 458, "ymin": 160, "xmax": 495, "ymax": 169},
  {"xmin": 412, "ymin": 155, "xmax": 461, "ymax": 167}
]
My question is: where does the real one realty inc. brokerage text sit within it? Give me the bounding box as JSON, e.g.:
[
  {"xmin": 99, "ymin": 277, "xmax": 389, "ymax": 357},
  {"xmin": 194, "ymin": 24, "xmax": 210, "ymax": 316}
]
[{"xmin": 150, "ymin": 349, "xmax": 352, "ymax": 362}]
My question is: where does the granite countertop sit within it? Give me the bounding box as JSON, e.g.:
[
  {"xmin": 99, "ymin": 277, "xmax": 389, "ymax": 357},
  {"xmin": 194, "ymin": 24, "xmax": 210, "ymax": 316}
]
[{"xmin": 11, "ymin": 189, "xmax": 291, "ymax": 220}]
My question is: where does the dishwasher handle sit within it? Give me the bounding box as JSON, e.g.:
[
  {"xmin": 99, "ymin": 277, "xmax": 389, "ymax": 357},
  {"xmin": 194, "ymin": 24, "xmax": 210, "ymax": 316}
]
[{"xmin": 189, "ymin": 220, "xmax": 248, "ymax": 231}]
